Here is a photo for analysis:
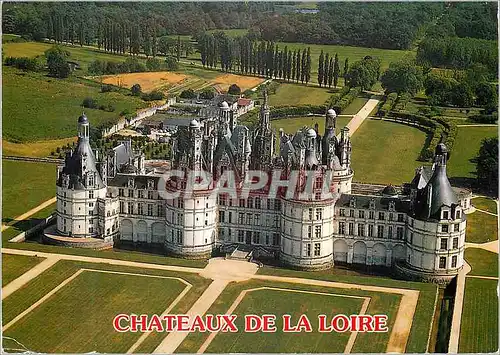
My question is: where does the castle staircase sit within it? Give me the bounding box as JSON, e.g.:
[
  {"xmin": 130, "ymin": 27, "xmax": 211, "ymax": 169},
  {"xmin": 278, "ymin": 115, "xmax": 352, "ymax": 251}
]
[{"xmin": 229, "ymin": 245, "xmax": 253, "ymax": 261}]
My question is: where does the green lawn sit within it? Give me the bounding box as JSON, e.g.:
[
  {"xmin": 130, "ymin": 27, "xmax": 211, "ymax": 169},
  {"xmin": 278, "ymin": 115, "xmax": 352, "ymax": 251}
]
[
  {"xmin": 2, "ymin": 160, "xmax": 56, "ymax": 223},
  {"xmin": 459, "ymin": 278, "xmax": 498, "ymax": 353},
  {"xmin": 341, "ymin": 94, "xmax": 371, "ymax": 115},
  {"xmin": 464, "ymin": 248, "xmax": 498, "ymax": 277},
  {"xmin": 269, "ymin": 83, "xmax": 336, "ymax": 106},
  {"xmin": 447, "ymin": 126, "xmax": 498, "ymax": 179},
  {"xmin": 3, "ymin": 67, "xmax": 146, "ymax": 142},
  {"xmin": 350, "ymin": 119, "xmax": 428, "ymax": 185},
  {"xmin": 2, "ymin": 254, "xmax": 45, "ymax": 286},
  {"xmin": 176, "ymin": 279, "xmax": 401, "ymax": 353},
  {"xmin": 472, "ymin": 197, "xmax": 498, "ymax": 214},
  {"xmin": 256, "ymin": 266, "xmax": 437, "ymax": 353},
  {"xmin": 271, "ymin": 116, "xmax": 351, "ymax": 135},
  {"xmin": 465, "ymin": 211, "xmax": 498, "ymax": 243},
  {"xmin": 2, "ymin": 260, "xmax": 211, "ymax": 353}
]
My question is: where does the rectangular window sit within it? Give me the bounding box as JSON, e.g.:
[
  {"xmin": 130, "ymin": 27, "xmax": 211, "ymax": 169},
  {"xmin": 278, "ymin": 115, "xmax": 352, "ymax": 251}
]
[
  {"xmin": 228, "ymin": 212, "xmax": 232, "ymax": 223},
  {"xmin": 120, "ymin": 202, "xmax": 125, "ymax": 213},
  {"xmin": 246, "ymin": 213, "xmax": 253, "ymax": 225},
  {"xmin": 314, "ymin": 243, "xmax": 321, "ymax": 256},
  {"xmin": 253, "ymin": 232, "xmax": 260, "ymax": 244},
  {"xmin": 254, "ymin": 214, "xmax": 260, "ymax": 225},
  {"xmin": 348, "ymin": 223, "xmax": 354, "ymax": 235},
  {"xmin": 350, "ymin": 209, "xmax": 355, "ymax": 217},
  {"xmin": 379, "ymin": 212, "xmax": 385, "ymax": 220},
  {"xmin": 315, "ymin": 226, "xmax": 322, "ymax": 238},
  {"xmin": 368, "ymin": 224, "xmax": 374, "ymax": 237},
  {"xmin": 309, "ymin": 208, "xmax": 313, "ymax": 220},
  {"xmin": 443, "ymin": 211, "xmax": 449, "ymax": 219},
  {"xmin": 306, "ymin": 244, "xmax": 311, "ymax": 257},
  {"xmin": 369, "ymin": 211, "xmax": 374, "ymax": 219},
  {"xmin": 147, "ymin": 204, "xmax": 153, "ymax": 216},
  {"xmin": 138, "ymin": 190, "xmax": 144, "ymax": 199},
  {"xmin": 339, "ymin": 209, "xmax": 345, "ymax": 217},
  {"xmin": 308, "ymin": 226, "xmax": 312, "ymax": 238},
  {"xmin": 388, "ymin": 226, "xmax": 393, "ymax": 239},
  {"xmin": 265, "ymin": 234, "xmax": 270, "ymax": 245},
  {"xmin": 454, "ymin": 223, "xmax": 459, "ymax": 232},
  {"xmin": 377, "ymin": 225, "xmax": 384, "ymax": 238},
  {"xmin": 452, "ymin": 255, "xmax": 457, "ymax": 268},
  {"xmin": 89, "ymin": 190, "xmax": 94, "ymax": 199},
  {"xmin": 358, "ymin": 210, "xmax": 365, "ymax": 218},
  {"xmin": 316, "ymin": 208, "xmax": 323, "ymax": 220},
  {"xmin": 219, "ymin": 211, "xmax": 225, "ymax": 223},
  {"xmin": 358, "ymin": 224, "xmax": 365, "ymax": 237},
  {"xmin": 238, "ymin": 213, "xmax": 244, "ymax": 224},
  {"xmin": 389, "ymin": 213, "xmax": 393, "ymax": 221},
  {"xmin": 119, "ymin": 188, "xmax": 124, "ymax": 197},
  {"xmin": 128, "ymin": 189, "xmax": 134, "ymax": 198},
  {"xmin": 440, "ymin": 238, "xmax": 448, "ymax": 250},
  {"xmin": 439, "ymin": 256, "xmax": 446, "ymax": 269},
  {"xmin": 339, "ymin": 222, "xmax": 345, "ymax": 235},
  {"xmin": 398, "ymin": 213, "xmax": 404, "ymax": 222},
  {"xmin": 397, "ymin": 227, "xmax": 404, "ymax": 239},
  {"xmin": 128, "ymin": 202, "xmax": 133, "ymax": 214},
  {"xmin": 138, "ymin": 203, "xmax": 144, "ymax": 215},
  {"xmin": 273, "ymin": 233, "xmax": 280, "ymax": 246},
  {"xmin": 456, "ymin": 210, "xmax": 461, "ymax": 219},
  {"xmin": 267, "ymin": 199, "xmax": 271, "ymax": 210},
  {"xmin": 274, "ymin": 200, "xmax": 281, "ymax": 211},
  {"xmin": 453, "ymin": 237, "xmax": 458, "ymax": 249},
  {"xmin": 255, "ymin": 197, "xmax": 261, "ymax": 209},
  {"xmin": 148, "ymin": 190, "xmax": 154, "ymax": 199},
  {"xmin": 238, "ymin": 230, "xmax": 244, "ymax": 243},
  {"xmin": 239, "ymin": 199, "xmax": 245, "ymax": 207},
  {"xmin": 157, "ymin": 205, "xmax": 163, "ymax": 217},
  {"xmin": 442, "ymin": 224, "xmax": 449, "ymax": 233},
  {"xmin": 247, "ymin": 197, "xmax": 253, "ymax": 209}
]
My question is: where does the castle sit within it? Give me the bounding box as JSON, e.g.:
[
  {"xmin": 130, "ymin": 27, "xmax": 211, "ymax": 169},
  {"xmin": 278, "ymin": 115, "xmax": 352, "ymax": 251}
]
[{"xmin": 50, "ymin": 94, "xmax": 471, "ymax": 283}]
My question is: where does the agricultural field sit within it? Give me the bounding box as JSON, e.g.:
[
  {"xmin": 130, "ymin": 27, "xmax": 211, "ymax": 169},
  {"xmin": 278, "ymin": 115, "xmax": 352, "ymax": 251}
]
[
  {"xmin": 268, "ymin": 83, "xmax": 335, "ymax": 106},
  {"xmin": 271, "ymin": 116, "xmax": 351, "ymax": 135},
  {"xmin": 350, "ymin": 119, "xmax": 428, "ymax": 185},
  {"xmin": 465, "ymin": 210, "xmax": 498, "ymax": 243},
  {"xmin": 2, "ymin": 254, "xmax": 45, "ymax": 286},
  {"xmin": 2, "ymin": 260, "xmax": 211, "ymax": 353},
  {"xmin": 459, "ymin": 278, "xmax": 499, "ymax": 353},
  {"xmin": 464, "ymin": 248, "xmax": 498, "ymax": 277},
  {"xmin": 446, "ymin": 126, "xmax": 498, "ymax": 179},
  {"xmin": 2, "ymin": 160, "xmax": 56, "ymax": 223},
  {"xmin": 3, "ymin": 67, "xmax": 145, "ymax": 142},
  {"xmin": 3, "ymin": 137, "xmax": 77, "ymax": 158},
  {"xmin": 472, "ymin": 197, "xmax": 498, "ymax": 214}
]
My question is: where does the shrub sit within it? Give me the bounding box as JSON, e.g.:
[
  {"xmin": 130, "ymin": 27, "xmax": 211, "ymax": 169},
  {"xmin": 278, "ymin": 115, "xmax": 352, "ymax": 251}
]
[
  {"xmin": 131, "ymin": 84, "xmax": 142, "ymax": 96},
  {"xmin": 164, "ymin": 56, "xmax": 179, "ymax": 71},
  {"xmin": 332, "ymin": 87, "xmax": 362, "ymax": 114},
  {"xmin": 142, "ymin": 90, "xmax": 165, "ymax": 101},
  {"xmin": 378, "ymin": 92, "xmax": 398, "ymax": 117},
  {"xmin": 146, "ymin": 57, "xmax": 161, "ymax": 71},
  {"xmin": 199, "ymin": 87, "xmax": 216, "ymax": 100},
  {"xmin": 469, "ymin": 113, "xmax": 498, "ymax": 124},
  {"xmin": 82, "ymin": 97, "xmax": 98, "ymax": 109},
  {"xmin": 180, "ymin": 89, "xmax": 196, "ymax": 99},
  {"xmin": 228, "ymin": 84, "xmax": 241, "ymax": 95},
  {"xmin": 4, "ymin": 56, "xmax": 43, "ymax": 71},
  {"xmin": 100, "ymin": 84, "xmax": 116, "ymax": 93},
  {"xmin": 392, "ymin": 92, "xmax": 412, "ymax": 112}
]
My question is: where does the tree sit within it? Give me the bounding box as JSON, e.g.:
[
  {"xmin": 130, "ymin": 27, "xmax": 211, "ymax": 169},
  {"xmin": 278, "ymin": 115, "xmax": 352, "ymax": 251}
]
[
  {"xmin": 346, "ymin": 57, "xmax": 380, "ymax": 90},
  {"xmin": 228, "ymin": 84, "xmax": 241, "ymax": 95},
  {"xmin": 305, "ymin": 47, "xmax": 311, "ymax": 84},
  {"xmin": 333, "ymin": 54, "xmax": 340, "ymax": 87},
  {"xmin": 343, "ymin": 58, "xmax": 349, "ymax": 83},
  {"xmin": 451, "ymin": 82, "xmax": 474, "ymax": 107},
  {"xmin": 475, "ymin": 82, "xmax": 497, "ymax": 108},
  {"xmin": 323, "ymin": 53, "xmax": 329, "ymax": 87},
  {"xmin": 176, "ymin": 35, "xmax": 181, "ymax": 62},
  {"xmin": 380, "ymin": 59, "xmax": 424, "ymax": 94},
  {"xmin": 328, "ymin": 58, "xmax": 334, "ymax": 87},
  {"xmin": 146, "ymin": 57, "xmax": 161, "ymax": 71},
  {"xmin": 475, "ymin": 137, "xmax": 498, "ymax": 193},
  {"xmin": 318, "ymin": 50, "xmax": 324, "ymax": 87},
  {"xmin": 180, "ymin": 88, "xmax": 196, "ymax": 99},
  {"xmin": 164, "ymin": 56, "xmax": 179, "ymax": 70},
  {"xmin": 131, "ymin": 84, "xmax": 142, "ymax": 96},
  {"xmin": 199, "ymin": 87, "xmax": 216, "ymax": 99},
  {"xmin": 45, "ymin": 46, "xmax": 70, "ymax": 78},
  {"xmin": 291, "ymin": 50, "xmax": 296, "ymax": 82}
]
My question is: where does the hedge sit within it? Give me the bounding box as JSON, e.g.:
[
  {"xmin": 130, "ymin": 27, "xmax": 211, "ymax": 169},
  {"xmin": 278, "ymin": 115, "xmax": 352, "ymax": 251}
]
[
  {"xmin": 392, "ymin": 92, "xmax": 412, "ymax": 112},
  {"xmin": 377, "ymin": 92, "xmax": 398, "ymax": 117},
  {"xmin": 469, "ymin": 113, "xmax": 498, "ymax": 124},
  {"xmin": 331, "ymin": 87, "xmax": 362, "ymax": 114},
  {"xmin": 326, "ymin": 86, "xmax": 350, "ymax": 107}
]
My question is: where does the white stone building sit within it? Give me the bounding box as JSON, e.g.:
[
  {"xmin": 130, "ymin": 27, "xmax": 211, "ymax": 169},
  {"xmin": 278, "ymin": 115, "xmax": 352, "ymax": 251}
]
[{"xmin": 52, "ymin": 95, "xmax": 471, "ymax": 283}]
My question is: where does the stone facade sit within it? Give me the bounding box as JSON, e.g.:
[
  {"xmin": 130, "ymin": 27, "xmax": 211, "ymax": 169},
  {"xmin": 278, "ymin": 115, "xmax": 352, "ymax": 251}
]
[{"xmin": 53, "ymin": 97, "xmax": 472, "ymax": 283}]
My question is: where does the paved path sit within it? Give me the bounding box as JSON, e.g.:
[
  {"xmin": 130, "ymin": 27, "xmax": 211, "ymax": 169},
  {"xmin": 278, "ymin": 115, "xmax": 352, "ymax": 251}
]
[
  {"xmin": 341, "ymin": 97, "xmax": 380, "ymax": 138},
  {"xmin": 1, "ymin": 197, "xmax": 56, "ymax": 232},
  {"xmin": 448, "ymin": 261, "xmax": 471, "ymax": 353},
  {"xmin": 465, "ymin": 274, "xmax": 498, "ymax": 280},
  {"xmin": 465, "ymin": 240, "xmax": 499, "ymax": 253},
  {"xmin": 457, "ymin": 124, "xmax": 498, "ymax": 127},
  {"xmin": 473, "ymin": 208, "xmax": 498, "ymax": 216}
]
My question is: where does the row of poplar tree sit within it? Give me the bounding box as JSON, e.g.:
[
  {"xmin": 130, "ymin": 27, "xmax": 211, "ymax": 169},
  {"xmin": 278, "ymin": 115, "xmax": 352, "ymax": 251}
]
[
  {"xmin": 198, "ymin": 33, "xmax": 312, "ymax": 84},
  {"xmin": 318, "ymin": 51, "xmax": 349, "ymax": 88}
]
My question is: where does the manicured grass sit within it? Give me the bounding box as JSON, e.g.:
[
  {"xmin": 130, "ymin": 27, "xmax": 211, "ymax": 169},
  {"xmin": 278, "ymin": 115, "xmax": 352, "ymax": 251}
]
[
  {"xmin": 3, "ymin": 260, "xmax": 208, "ymax": 353},
  {"xmin": 255, "ymin": 266, "xmax": 438, "ymax": 353},
  {"xmin": 2, "ymin": 160, "xmax": 56, "ymax": 222},
  {"xmin": 2, "ymin": 137, "xmax": 77, "ymax": 158},
  {"xmin": 271, "ymin": 116, "xmax": 351, "ymax": 135},
  {"xmin": 447, "ymin": 126, "xmax": 498, "ymax": 179},
  {"xmin": 472, "ymin": 197, "xmax": 498, "ymax": 214},
  {"xmin": 464, "ymin": 248, "xmax": 499, "ymax": 277},
  {"xmin": 350, "ymin": 119, "xmax": 428, "ymax": 185},
  {"xmin": 465, "ymin": 211, "xmax": 498, "ymax": 243},
  {"xmin": 207, "ymin": 28, "xmax": 248, "ymax": 37},
  {"xmin": 459, "ymin": 278, "xmax": 498, "ymax": 353},
  {"xmin": 1, "ymin": 254, "xmax": 45, "ymax": 287},
  {"xmin": 3, "ymin": 67, "xmax": 146, "ymax": 142},
  {"xmin": 269, "ymin": 83, "xmax": 335, "ymax": 106},
  {"xmin": 341, "ymin": 94, "xmax": 370, "ymax": 115},
  {"xmin": 176, "ymin": 279, "xmax": 401, "ymax": 353}
]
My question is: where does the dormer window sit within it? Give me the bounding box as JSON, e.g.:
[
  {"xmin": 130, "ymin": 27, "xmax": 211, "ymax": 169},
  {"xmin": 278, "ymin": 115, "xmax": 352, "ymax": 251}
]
[
  {"xmin": 456, "ymin": 210, "xmax": 461, "ymax": 219},
  {"xmin": 349, "ymin": 197, "xmax": 356, "ymax": 208},
  {"xmin": 369, "ymin": 199, "xmax": 376, "ymax": 209},
  {"xmin": 443, "ymin": 210, "xmax": 449, "ymax": 220},
  {"xmin": 388, "ymin": 201, "xmax": 396, "ymax": 212}
]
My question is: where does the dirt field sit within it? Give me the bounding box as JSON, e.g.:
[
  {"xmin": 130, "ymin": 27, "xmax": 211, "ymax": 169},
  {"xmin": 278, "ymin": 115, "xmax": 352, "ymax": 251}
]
[
  {"xmin": 99, "ymin": 71, "xmax": 189, "ymax": 92},
  {"xmin": 211, "ymin": 73, "xmax": 264, "ymax": 92}
]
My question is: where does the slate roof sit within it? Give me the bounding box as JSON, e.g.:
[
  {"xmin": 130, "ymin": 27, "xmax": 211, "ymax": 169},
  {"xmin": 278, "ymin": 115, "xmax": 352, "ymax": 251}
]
[
  {"xmin": 108, "ymin": 174, "xmax": 162, "ymax": 190},
  {"xmin": 336, "ymin": 193, "xmax": 411, "ymax": 213}
]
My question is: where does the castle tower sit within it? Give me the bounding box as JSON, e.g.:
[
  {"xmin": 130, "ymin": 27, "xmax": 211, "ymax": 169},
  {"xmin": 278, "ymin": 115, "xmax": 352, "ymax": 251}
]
[
  {"xmin": 401, "ymin": 143, "xmax": 466, "ymax": 283},
  {"xmin": 55, "ymin": 114, "xmax": 111, "ymax": 239},
  {"xmin": 250, "ymin": 90, "xmax": 275, "ymax": 170}
]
